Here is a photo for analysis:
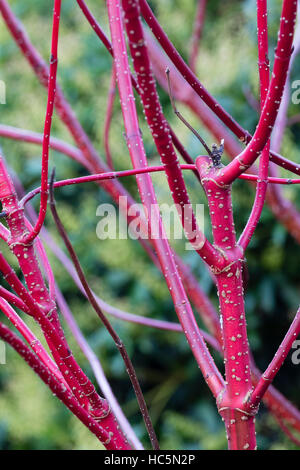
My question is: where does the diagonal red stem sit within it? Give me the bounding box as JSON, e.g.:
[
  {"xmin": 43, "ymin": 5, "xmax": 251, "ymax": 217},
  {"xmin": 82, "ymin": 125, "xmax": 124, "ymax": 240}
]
[
  {"xmin": 107, "ymin": 0, "xmax": 224, "ymax": 399},
  {"xmin": 239, "ymin": 0, "xmax": 270, "ymax": 251},
  {"xmin": 24, "ymin": 0, "xmax": 62, "ymax": 244}
]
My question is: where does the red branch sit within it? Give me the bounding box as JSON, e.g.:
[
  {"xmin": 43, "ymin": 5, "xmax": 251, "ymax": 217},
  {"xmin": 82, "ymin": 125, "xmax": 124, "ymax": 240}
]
[
  {"xmin": 239, "ymin": 0, "xmax": 270, "ymax": 250},
  {"xmin": 0, "ymin": 297, "xmax": 66, "ymax": 385},
  {"xmin": 121, "ymin": 0, "xmax": 221, "ymax": 266},
  {"xmin": 139, "ymin": 0, "xmax": 299, "ymax": 178},
  {"xmin": 18, "ymin": 166, "xmax": 300, "ymax": 209},
  {"xmin": 189, "ymin": 0, "xmax": 207, "ymax": 73},
  {"xmin": 0, "ymin": 124, "xmax": 87, "ymax": 167},
  {"xmin": 248, "ymin": 307, "xmax": 300, "ymax": 411}
]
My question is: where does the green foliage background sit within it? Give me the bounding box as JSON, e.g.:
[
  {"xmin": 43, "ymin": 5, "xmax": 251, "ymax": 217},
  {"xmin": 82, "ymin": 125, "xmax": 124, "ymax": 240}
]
[{"xmin": 0, "ymin": 0, "xmax": 299, "ymax": 450}]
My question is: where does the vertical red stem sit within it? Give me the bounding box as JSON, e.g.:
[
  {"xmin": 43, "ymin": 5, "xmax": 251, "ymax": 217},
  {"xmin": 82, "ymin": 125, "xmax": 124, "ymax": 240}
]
[
  {"xmin": 121, "ymin": 0, "xmax": 220, "ymax": 266},
  {"xmin": 196, "ymin": 156, "xmax": 256, "ymax": 450},
  {"xmin": 248, "ymin": 307, "xmax": 300, "ymax": 411},
  {"xmin": 107, "ymin": 0, "xmax": 224, "ymax": 398},
  {"xmin": 25, "ymin": 0, "xmax": 61, "ymax": 244}
]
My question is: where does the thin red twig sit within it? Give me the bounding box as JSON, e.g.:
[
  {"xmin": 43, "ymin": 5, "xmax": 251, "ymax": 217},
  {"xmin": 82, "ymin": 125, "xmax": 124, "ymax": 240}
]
[
  {"xmin": 24, "ymin": 0, "xmax": 62, "ymax": 244},
  {"xmin": 107, "ymin": 0, "xmax": 224, "ymax": 399},
  {"xmin": 55, "ymin": 286, "xmax": 143, "ymax": 450}
]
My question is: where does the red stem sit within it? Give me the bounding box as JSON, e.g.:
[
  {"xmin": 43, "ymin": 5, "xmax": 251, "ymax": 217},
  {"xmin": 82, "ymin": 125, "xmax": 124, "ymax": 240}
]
[
  {"xmin": 239, "ymin": 0, "xmax": 270, "ymax": 251},
  {"xmin": 76, "ymin": 0, "xmax": 113, "ymax": 54},
  {"xmin": 121, "ymin": 0, "xmax": 221, "ymax": 266},
  {"xmin": 107, "ymin": 0, "xmax": 224, "ymax": 399},
  {"xmin": 0, "ymin": 155, "xmax": 65, "ymax": 343},
  {"xmin": 189, "ymin": 0, "xmax": 207, "ymax": 73},
  {"xmin": 0, "ymin": 286, "xmax": 30, "ymax": 313},
  {"xmin": 55, "ymin": 287, "xmax": 143, "ymax": 449},
  {"xmin": 216, "ymin": 0, "xmax": 296, "ymax": 186},
  {"xmin": 20, "ymin": 165, "xmax": 300, "ymax": 209},
  {"xmin": 24, "ymin": 0, "xmax": 61, "ymax": 244},
  {"xmin": 271, "ymin": 3, "xmax": 300, "ymax": 154},
  {"xmin": 49, "ymin": 178, "xmax": 159, "ymax": 450},
  {"xmin": 139, "ymin": 0, "xmax": 299, "ymax": 178}
]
